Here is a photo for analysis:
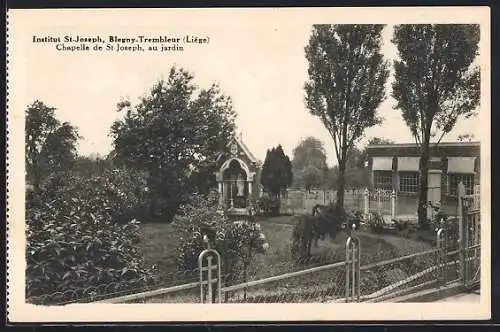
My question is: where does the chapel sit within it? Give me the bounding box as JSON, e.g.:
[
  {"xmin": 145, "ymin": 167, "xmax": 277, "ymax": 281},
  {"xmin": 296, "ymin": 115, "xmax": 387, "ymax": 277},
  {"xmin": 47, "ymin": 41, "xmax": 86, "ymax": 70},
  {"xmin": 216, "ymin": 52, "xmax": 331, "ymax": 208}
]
[{"xmin": 214, "ymin": 133, "xmax": 262, "ymax": 217}]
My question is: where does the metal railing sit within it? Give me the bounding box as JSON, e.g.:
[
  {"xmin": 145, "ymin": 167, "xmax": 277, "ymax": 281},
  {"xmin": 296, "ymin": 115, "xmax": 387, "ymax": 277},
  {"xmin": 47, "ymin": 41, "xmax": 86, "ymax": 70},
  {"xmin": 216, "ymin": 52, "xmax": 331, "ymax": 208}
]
[{"xmin": 30, "ymin": 217, "xmax": 478, "ymax": 305}]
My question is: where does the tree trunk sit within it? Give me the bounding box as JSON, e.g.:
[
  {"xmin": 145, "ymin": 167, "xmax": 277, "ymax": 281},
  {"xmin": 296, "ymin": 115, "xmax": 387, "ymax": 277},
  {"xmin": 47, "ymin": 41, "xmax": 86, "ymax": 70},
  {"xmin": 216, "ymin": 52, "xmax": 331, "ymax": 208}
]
[
  {"xmin": 336, "ymin": 159, "xmax": 346, "ymax": 209},
  {"xmin": 417, "ymin": 134, "xmax": 431, "ymax": 227}
]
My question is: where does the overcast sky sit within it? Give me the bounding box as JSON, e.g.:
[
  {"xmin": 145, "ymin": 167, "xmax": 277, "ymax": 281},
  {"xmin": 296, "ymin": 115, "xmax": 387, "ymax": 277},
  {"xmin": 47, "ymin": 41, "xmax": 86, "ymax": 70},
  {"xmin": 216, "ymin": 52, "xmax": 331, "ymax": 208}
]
[{"xmin": 11, "ymin": 9, "xmax": 483, "ymax": 167}]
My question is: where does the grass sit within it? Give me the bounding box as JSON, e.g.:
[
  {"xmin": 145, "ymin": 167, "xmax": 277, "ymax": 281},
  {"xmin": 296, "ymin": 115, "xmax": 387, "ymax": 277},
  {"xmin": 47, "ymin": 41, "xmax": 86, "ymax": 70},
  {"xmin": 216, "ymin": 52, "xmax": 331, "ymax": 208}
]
[
  {"xmin": 139, "ymin": 223, "xmax": 179, "ymax": 276},
  {"xmin": 134, "ymin": 214, "xmax": 435, "ymax": 303},
  {"xmin": 138, "ymin": 214, "xmax": 433, "ymax": 279}
]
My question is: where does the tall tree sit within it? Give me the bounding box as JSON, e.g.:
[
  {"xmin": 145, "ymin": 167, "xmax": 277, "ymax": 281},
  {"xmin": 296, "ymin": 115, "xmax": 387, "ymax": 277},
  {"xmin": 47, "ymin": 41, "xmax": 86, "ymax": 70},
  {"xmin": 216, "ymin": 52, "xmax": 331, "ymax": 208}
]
[
  {"xmin": 343, "ymin": 146, "xmax": 369, "ymax": 188},
  {"xmin": 25, "ymin": 101, "xmax": 80, "ymax": 190},
  {"xmin": 291, "ymin": 136, "xmax": 328, "ymax": 192},
  {"xmin": 304, "ymin": 24, "xmax": 389, "ymax": 208},
  {"xmin": 260, "ymin": 145, "xmax": 293, "ymax": 197},
  {"xmin": 392, "ymin": 24, "xmax": 480, "ymax": 226},
  {"xmin": 324, "ymin": 167, "xmax": 339, "ymax": 190},
  {"xmin": 110, "ymin": 67, "xmax": 236, "ymax": 220}
]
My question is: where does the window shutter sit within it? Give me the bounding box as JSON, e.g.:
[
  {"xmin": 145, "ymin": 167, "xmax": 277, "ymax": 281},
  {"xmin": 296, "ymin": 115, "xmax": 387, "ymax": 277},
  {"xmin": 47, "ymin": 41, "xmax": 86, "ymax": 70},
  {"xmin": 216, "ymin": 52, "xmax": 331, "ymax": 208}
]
[
  {"xmin": 372, "ymin": 157, "xmax": 393, "ymax": 171},
  {"xmin": 397, "ymin": 157, "xmax": 420, "ymax": 171},
  {"xmin": 447, "ymin": 157, "xmax": 476, "ymax": 174}
]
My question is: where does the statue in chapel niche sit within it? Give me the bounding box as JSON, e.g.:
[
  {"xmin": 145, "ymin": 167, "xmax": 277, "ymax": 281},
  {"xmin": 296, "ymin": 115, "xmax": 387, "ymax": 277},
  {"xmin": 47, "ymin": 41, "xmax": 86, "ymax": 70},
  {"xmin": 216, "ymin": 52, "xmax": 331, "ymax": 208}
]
[
  {"xmin": 236, "ymin": 173, "xmax": 245, "ymax": 197},
  {"xmin": 215, "ymin": 135, "xmax": 260, "ymax": 216}
]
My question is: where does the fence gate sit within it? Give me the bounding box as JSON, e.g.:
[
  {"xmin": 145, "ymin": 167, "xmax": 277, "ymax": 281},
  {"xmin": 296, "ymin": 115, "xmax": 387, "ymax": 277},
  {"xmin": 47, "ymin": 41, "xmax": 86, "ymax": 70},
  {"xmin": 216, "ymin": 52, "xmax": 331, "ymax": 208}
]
[
  {"xmin": 198, "ymin": 248, "xmax": 222, "ymax": 303},
  {"xmin": 460, "ymin": 186, "xmax": 480, "ymax": 290}
]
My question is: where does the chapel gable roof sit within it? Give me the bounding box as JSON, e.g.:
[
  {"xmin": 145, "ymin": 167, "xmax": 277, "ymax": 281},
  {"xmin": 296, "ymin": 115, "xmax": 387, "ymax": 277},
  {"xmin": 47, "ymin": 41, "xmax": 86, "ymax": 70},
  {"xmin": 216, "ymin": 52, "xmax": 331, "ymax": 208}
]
[{"xmin": 225, "ymin": 133, "xmax": 258, "ymax": 164}]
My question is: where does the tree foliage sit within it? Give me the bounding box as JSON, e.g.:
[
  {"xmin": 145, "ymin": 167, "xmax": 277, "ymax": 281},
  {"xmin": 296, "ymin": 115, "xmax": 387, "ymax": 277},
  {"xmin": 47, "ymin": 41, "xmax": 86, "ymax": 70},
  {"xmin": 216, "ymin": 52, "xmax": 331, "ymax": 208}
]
[
  {"xmin": 291, "ymin": 137, "xmax": 328, "ymax": 191},
  {"xmin": 392, "ymin": 24, "xmax": 480, "ymax": 225},
  {"xmin": 110, "ymin": 67, "xmax": 236, "ymax": 220},
  {"xmin": 327, "ymin": 137, "xmax": 393, "ymax": 190},
  {"xmin": 304, "ymin": 24, "xmax": 389, "ymax": 208},
  {"xmin": 256, "ymin": 196, "xmax": 281, "ymax": 216},
  {"xmin": 457, "ymin": 134, "xmax": 475, "ymax": 142},
  {"xmin": 342, "ymin": 146, "xmax": 369, "ymax": 188},
  {"xmin": 73, "ymin": 154, "xmax": 112, "ymax": 177},
  {"xmin": 26, "ymin": 169, "xmax": 153, "ymax": 303},
  {"xmin": 25, "ymin": 101, "xmax": 80, "ymax": 189},
  {"xmin": 260, "ymin": 145, "xmax": 293, "ymax": 197}
]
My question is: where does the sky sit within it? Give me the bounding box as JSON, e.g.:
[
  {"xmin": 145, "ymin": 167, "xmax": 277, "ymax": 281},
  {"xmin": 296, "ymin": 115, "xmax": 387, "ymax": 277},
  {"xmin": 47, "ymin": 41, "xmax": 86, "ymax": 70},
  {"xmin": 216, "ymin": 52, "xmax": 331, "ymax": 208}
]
[{"xmin": 11, "ymin": 9, "xmax": 483, "ymax": 167}]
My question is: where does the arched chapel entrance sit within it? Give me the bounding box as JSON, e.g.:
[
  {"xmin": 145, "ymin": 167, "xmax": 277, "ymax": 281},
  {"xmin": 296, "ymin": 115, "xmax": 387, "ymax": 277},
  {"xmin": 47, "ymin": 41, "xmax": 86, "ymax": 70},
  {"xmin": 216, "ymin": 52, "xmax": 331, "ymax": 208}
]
[
  {"xmin": 216, "ymin": 157, "xmax": 255, "ymax": 213},
  {"xmin": 223, "ymin": 159, "xmax": 248, "ymax": 208}
]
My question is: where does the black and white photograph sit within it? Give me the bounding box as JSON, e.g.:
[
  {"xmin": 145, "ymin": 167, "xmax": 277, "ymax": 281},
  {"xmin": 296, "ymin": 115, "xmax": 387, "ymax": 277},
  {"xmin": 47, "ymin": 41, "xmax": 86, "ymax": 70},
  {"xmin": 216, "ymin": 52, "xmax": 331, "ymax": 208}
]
[{"xmin": 7, "ymin": 7, "xmax": 490, "ymax": 322}]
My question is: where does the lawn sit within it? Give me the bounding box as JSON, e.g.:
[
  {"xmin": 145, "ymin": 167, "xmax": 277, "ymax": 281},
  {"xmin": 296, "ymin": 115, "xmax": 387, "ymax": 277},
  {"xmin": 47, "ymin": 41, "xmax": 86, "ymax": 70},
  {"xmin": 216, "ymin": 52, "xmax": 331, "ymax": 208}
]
[
  {"xmin": 138, "ymin": 215, "xmax": 433, "ymax": 277},
  {"xmin": 135, "ymin": 214, "xmax": 434, "ymax": 303},
  {"xmin": 139, "ymin": 215, "xmax": 348, "ymax": 280},
  {"xmin": 139, "ymin": 222, "xmax": 180, "ymax": 276}
]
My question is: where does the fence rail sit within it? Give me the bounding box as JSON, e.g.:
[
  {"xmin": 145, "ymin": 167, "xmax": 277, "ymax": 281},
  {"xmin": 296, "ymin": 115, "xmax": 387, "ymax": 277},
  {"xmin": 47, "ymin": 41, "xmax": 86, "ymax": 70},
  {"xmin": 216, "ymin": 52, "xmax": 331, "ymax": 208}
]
[
  {"xmin": 30, "ymin": 183, "xmax": 479, "ymax": 305},
  {"xmin": 30, "ymin": 226, "xmax": 477, "ymax": 305}
]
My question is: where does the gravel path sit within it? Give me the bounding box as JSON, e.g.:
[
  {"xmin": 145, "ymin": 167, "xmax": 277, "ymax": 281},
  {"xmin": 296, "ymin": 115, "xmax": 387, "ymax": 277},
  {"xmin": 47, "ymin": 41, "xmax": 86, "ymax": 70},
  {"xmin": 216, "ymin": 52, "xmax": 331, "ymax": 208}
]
[{"xmin": 358, "ymin": 230, "xmax": 433, "ymax": 254}]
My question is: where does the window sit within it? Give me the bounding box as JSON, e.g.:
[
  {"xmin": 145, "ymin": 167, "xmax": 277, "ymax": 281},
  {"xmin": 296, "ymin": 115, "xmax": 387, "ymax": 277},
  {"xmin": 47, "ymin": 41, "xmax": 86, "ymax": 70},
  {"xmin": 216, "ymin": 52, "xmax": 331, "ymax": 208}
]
[
  {"xmin": 447, "ymin": 173, "xmax": 474, "ymax": 196},
  {"xmin": 374, "ymin": 171, "xmax": 392, "ymax": 190},
  {"xmin": 399, "ymin": 172, "xmax": 419, "ymax": 193}
]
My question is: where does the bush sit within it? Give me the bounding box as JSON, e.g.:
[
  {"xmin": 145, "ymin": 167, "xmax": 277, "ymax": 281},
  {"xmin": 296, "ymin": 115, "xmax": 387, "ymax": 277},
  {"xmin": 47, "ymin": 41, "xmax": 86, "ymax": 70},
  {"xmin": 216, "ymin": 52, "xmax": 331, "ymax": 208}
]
[
  {"xmin": 345, "ymin": 210, "xmax": 363, "ymax": 230},
  {"xmin": 26, "ymin": 169, "xmax": 154, "ymax": 302},
  {"xmin": 256, "ymin": 196, "xmax": 281, "ymax": 216},
  {"xmin": 367, "ymin": 212, "xmax": 385, "ymax": 233},
  {"xmin": 174, "ymin": 191, "xmax": 269, "ymax": 292},
  {"xmin": 394, "ymin": 219, "xmax": 410, "ymax": 231},
  {"xmin": 291, "ymin": 202, "xmax": 347, "ymax": 260}
]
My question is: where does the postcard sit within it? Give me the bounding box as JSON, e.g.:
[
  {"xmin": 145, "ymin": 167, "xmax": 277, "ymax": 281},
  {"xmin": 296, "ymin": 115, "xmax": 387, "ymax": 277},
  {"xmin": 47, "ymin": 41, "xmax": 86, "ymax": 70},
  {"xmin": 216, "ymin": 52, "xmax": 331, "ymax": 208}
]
[{"xmin": 6, "ymin": 7, "xmax": 491, "ymax": 322}]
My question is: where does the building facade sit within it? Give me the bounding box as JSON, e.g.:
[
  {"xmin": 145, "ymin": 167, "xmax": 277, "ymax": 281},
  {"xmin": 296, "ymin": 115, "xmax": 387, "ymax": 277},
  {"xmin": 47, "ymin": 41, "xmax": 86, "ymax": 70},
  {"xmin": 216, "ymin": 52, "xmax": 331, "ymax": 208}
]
[
  {"xmin": 214, "ymin": 134, "xmax": 262, "ymax": 216},
  {"xmin": 366, "ymin": 142, "xmax": 480, "ymax": 214}
]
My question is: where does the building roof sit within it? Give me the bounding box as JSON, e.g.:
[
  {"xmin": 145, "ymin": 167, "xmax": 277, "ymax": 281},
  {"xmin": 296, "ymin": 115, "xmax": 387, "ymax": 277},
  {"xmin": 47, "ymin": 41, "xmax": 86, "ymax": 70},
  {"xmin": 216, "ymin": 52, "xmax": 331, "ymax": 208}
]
[
  {"xmin": 366, "ymin": 141, "xmax": 480, "ymax": 149},
  {"xmin": 366, "ymin": 141, "xmax": 480, "ymax": 158},
  {"xmin": 226, "ymin": 132, "xmax": 258, "ymax": 164}
]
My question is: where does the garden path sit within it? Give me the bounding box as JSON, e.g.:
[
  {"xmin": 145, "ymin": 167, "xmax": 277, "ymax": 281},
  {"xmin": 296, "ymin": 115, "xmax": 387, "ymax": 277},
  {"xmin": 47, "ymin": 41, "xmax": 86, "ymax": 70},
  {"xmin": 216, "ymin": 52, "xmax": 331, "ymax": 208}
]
[{"xmin": 358, "ymin": 230, "xmax": 433, "ymax": 255}]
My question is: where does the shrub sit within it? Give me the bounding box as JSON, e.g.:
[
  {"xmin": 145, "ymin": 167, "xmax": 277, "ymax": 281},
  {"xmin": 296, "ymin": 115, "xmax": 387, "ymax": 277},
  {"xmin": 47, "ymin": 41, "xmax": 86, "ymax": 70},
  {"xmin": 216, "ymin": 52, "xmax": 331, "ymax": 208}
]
[
  {"xmin": 174, "ymin": 191, "xmax": 269, "ymax": 299},
  {"xmin": 394, "ymin": 219, "xmax": 410, "ymax": 231},
  {"xmin": 367, "ymin": 212, "xmax": 385, "ymax": 233},
  {"xmin": 26, "ymin": 169, "xmax": 154, "ymax": 303},
  {"xmin": 291, "ymin": 202, "xmax": 347, "ymax": 261},
  {"xmin": 345, "ymin": 210, "xmax": 363, "ymax": 230},
  {"xmin": 256, "ymin": 196, "xmax": 281, "ymax": 216}
]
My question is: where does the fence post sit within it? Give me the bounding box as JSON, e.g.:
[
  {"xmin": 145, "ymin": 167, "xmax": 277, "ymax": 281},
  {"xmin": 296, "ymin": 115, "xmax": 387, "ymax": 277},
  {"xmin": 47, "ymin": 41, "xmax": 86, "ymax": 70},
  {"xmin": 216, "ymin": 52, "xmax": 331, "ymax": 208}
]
[
  {"xmin": 457, "ymin": 181, "xmax": 466, "ymax": 286},
  {"xmin": 345, "ymin": 225, "xmax": 361, "ymax": 303},
  {"xmin": 436, "ymin": 228, "xmax": 446, "ymax": 287},
  {"xmin": 345, "ymin": 238, "xmax": 352, "ymax": 303},
  {"xmin": 364, "ymin": 188, "xmax": 369, "ymax": 219},
  {"xmin": 391, "ymin": 190, "xmax": 396, "ymax": 221},
  {"xmin": 376, "ymin": 189, "xmax": 382, "ymax": 214}
]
